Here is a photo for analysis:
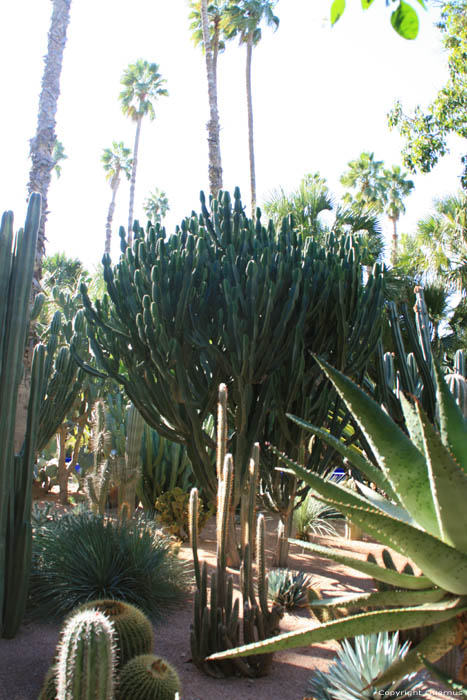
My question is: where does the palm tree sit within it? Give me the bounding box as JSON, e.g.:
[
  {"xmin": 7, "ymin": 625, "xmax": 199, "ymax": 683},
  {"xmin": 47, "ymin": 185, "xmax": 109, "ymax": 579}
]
[
  {"xmin": 188, "ymin": 1, "xmax": 229, "ymax": 196},
  {"xmin": 27, "ymin": 0, "xmax": 72, "ymax": 286},
  {"xmin": 340, "ymin": 151, "xmax": 386, "ymax": 212},
  {"xmin": 382, "ymin": 165, "xmax": 414, "ymax": 265},
  {"xmin": 119, "ymin": 60, "xmax": 168, "ymax": 246},
  {"xmin": 143, "ymin": 188, "xmax": 170, "ymax": 226},
  {"xmin": 224, "ymin": 0, "xmax": 279, "ymax": 215},
  {"xmin": 101, "ymin": 142, "xmax": 132, "ymax": 256}
]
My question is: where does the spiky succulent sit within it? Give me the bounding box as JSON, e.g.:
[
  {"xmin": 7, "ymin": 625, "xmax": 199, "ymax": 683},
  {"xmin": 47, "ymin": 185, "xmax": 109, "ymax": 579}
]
[
  {"xmin": 293, "ymin": 482, "xmax": 340, "ymax": 540},
  {"xmin": 308, "ymin": 632, "xmax": 425, "ymax": 700},
  {"xmin": 208, "ymin": 357, "xmax": 467, "ymax": 688},
  {"xmin": 267, "ymin": 569, "xmax": 317, "ymax": 609}
]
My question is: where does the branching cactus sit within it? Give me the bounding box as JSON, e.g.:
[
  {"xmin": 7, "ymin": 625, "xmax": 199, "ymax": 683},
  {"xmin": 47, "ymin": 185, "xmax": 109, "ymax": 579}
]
[
  {"xmin": 56, "ymin": 609, "xmax": 117, "ymax": 700},
  {"xmin": 189, "ymin": 384, "xmax": 283, "ymax": 678}
]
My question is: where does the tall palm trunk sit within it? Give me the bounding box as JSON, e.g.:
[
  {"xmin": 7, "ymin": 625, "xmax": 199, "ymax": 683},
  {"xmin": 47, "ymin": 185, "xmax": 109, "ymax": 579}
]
[
  {"xmin": 391, "ymin": 216, "xmax": 398, "ymax": 266},
  {"xmin": 200, "ymin": 0, "xmax": 223, "ymax": 197},
  {"xmin": 127, "ymin": 116, "xmax": 142, "ymax": 247},
  {"xmin": 105, "ymin": 175, "xmax": 120, "ymax": 256},
  {"xmin": 245, "ymin": 33, "xmax": 256, "ymax": 216},
  {"xmin": 27, "ymin": 0, "xmax": 72, "ymax": 287}
]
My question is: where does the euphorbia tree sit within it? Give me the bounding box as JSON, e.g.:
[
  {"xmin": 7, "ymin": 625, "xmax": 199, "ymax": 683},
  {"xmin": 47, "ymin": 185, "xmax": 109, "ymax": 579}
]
[{"xmin": 80, "ymin": 189, "xmax": 383, "ymax": 564}]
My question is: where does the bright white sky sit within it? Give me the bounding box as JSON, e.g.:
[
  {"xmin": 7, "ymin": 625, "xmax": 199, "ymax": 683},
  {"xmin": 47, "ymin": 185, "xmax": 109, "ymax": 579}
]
[{"xmin": 0, "ymin": 0, "xmax": 464, "ymax": 271}]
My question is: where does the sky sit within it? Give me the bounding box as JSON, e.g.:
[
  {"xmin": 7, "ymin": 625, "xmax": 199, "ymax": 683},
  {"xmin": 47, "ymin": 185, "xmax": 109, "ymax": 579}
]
[{"xmin": 0, "ymin": 0, "xmax": 464, "ymax": 271}]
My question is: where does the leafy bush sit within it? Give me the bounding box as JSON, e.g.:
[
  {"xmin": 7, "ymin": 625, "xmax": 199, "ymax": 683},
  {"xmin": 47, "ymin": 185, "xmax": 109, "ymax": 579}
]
[
  {"xmin": 28, "ymin": 510, "xmax": 191, "ymax": 621},
  {"xmin": 293, "ymin": 489, "xmax": 339, "ymax": 540},
  {"xmin": 267, "ymin": 569, "xmax": 318, "ymax": 609},
  {"xmin": 154, "ymin": 487, "xmax": 213, "ymax": 541},
  {"xmin": 308, "ymin": 632, "xmax": 425, "ymax": 700}
]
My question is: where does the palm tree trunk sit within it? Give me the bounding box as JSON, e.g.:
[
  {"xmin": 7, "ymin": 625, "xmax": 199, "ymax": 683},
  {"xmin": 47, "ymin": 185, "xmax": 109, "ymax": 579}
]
[
  {"xmin": 391, "ymin": 217, "xmax": 398, "ymax": 266},
  {"xmin": 27, "ymin": 0, "xmax": 72, "ymax": 287},
  {"xmin": 246, "ymin": 34, "xmax": 256, "ymax": 217},
  {"xmin": 200, "ymin": 0, "xmax": 223, "ymax": 197},
  {"xmin": 105, "ymin": 177, "xmax": 120, "ymax": 256},
  {"xmin": 127, "ymin": 116, "xmax": 142, "ymax": 247}
]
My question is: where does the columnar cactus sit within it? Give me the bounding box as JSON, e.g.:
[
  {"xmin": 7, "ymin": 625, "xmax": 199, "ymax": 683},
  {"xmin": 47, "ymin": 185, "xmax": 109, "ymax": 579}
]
[
  {"xmin": 189, "ymin": 384, "xmax": 283, "ymax": 678},
  {"xmin": 79, "ymin": 189, "xmax": 384, "ymax": 543},
  {"xmin": 56, "ymin": 609, "xmax": 116, "ymax": 699}
]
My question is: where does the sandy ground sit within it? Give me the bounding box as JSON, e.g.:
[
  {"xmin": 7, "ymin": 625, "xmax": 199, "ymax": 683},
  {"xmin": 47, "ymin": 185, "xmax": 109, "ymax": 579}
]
[{"xmin": 0, "ymin": 510, "xmax": 453, "ymax": 700}]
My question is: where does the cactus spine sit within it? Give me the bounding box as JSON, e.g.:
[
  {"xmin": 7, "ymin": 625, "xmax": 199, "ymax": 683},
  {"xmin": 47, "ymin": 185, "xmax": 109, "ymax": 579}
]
[
  {"xmin": 56, "ymin": 609, "xmax": 116, "ymax": 699},
  {"xmin": 189, "ymin": 384, "xmax": 283, "ymax": 678},
  {"xmin": 117, "ymin": 654, "xmax": 181, "ymax": 700}
]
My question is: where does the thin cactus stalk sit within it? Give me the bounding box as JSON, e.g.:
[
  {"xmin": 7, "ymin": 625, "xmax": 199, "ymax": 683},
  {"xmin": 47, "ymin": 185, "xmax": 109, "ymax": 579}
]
[{"xmin": 189, "ymin": 384, "xmax": 283, "ymax": 678}]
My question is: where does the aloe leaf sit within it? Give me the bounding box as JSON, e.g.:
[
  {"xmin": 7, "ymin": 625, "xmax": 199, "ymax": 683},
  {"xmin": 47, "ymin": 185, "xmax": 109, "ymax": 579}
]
[
  {"xmin": 313, "ymin": 357, "xmax": 439, "ymax": 537},
  {"xmin": 310, "ymin": 587, "xmax": 445, "ymax": 610},
  {"xmin": 288, "ymin": 540, "xmax": 433, "ymax": 590},
  {"xmin": 314, "ymin": 495, "xmax": 467, "ymax": 595},
  {"xmin": 372, "ymin": 616, "xmax": 459, "ymax": 687},
  {"xmin": 355, "ymin": 482, "xmax": 414, "ymax": 525},
  {"xmin": 434, "ymin": 362, "xmax": 467, "ymax": 476},
  {"xmin": 416, "ymin": 401, "xmax": 467, "ymax": 554},
  {"xmin": 285, "ymin": 416, "xmax": 399, "ymax": 502},
  {"xmin": 207, "ymin": 599, "xmax": 464, "ymax": 661},
  {"xmin": 421, "ymin": 656, "xmax": 467, "ymax": 695},
  {"xmin": 400, "ymin": 392, "xmax": 424, "ymax": 453}
]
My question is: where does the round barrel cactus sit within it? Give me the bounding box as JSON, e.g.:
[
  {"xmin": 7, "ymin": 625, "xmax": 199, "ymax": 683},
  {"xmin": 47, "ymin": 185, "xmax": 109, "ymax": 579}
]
[{"xmin": 117, "ymin": 654, "xmax": 181, "ymax": 700}]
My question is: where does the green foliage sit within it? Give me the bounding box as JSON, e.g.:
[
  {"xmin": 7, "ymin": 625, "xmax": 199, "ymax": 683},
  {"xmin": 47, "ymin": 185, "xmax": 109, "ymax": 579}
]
[
  {"xmin": 75, "ymin": 599, "xmax": 153, "ymax": 669},
  {"xmin": 116, "ymin": 654, "xmax": 181, "ymax": 700},
  {"xmin": 154, "ymin": 486, "xmax": 213, "ymax": 541},
  {"xmin": 102, "ymin": 142, "xmax": 132, "ymax": 185},
  {"xmin": 293, "ymin": 484, "xmax": 340, "ymax": 540},
  {"xmin": 28, "ymin": 510, "xmax": 191, "ymax": 621},
  {"xmin": 120, "ymin": 60, "xmax": 168, "ymax": 122},
  {"xmin": 56, "ymin": 608, "xmax": 116, "ymax": 700},
  {"xmin": 307, "ymin": 632, "xmax": 425, "ymax": 699},
  {"xmin": 143, "ymin": 188, "xmax": 170, "ymax": 226},
  {"xmin": 207, "ymin": 357, "xmax": 467, "ymax": 687},
  {"xmin": 267, "ymin": 569, "xmax": 317, "ymax": 610},
  {"xmin": 389, "ymin": 0, "xmax": 467, "ymax": 184},
  {"xmin": 330, "ymin": 0, "xmax": 425, "ymax": 40},
  {"xmin": 52, "ymin": 139, "xmax": 67, "ymax": 179}
]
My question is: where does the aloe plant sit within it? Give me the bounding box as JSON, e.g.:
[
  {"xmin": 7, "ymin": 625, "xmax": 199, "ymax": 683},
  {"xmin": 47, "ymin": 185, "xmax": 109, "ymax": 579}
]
[{"xmin": 208, "ymin": 356, "xmax": 467, "ymax": 688}]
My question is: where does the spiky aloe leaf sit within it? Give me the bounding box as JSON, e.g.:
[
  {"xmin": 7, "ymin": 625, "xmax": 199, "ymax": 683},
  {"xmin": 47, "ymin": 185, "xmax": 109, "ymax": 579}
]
[
  {"xmin": 313, "ymin": 357, "xmax": 439, "ymax": 538},
  {"xmin": 287, "ymin": 540, "xmax": 433, "ymax": 590},
  {"xmin": 434, "ymin": 362, "xmax": 467, "ymax": 474},
  {"xmin": 416, "ymin": 401, "xmax": 467, "ymax": 554},
  {"xmin": 354, "ymin": 482, "xmax": 414, "ymax": 525},
  {"xmin": 371, "ymin": 616, "xmax": 459, "ymax": 688},
  {"xmin": 421, "ymin": 655, "xmax": 467, "ymax": 696},
  {"xmin": 400, "ymin": 393, "xmax": 424, "ymax": 454},
  {"xmin": 310, "ymin": 587, "xmax": 446, "ymax": 611},
  {"xmin": 284, "ymin": 417, "xmax": 399, "ymax": 502},
  {"xmin": 208, "ymin": 599, "xmax": 465, "ymax": 661}
]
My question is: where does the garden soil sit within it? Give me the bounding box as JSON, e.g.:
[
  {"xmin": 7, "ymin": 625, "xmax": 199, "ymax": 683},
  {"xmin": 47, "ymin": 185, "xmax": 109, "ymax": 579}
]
[{"xmin": 0, "ymin": 510, "xmax": 453, "ymax": 700}]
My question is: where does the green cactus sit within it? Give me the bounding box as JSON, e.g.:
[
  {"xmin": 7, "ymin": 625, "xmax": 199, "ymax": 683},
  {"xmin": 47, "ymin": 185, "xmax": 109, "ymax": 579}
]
[
  {"xmin": 79, "ymin": 189, "xmax": 383, "ymax": 568},
  {"xmin": 75, "ymin": 599, "xmax": 153, "ymax": 669},
  {"xmin": 189, "ymin": 384, "xmax": 283, "ymax": 678},
  {"xmin": 38, "ymin": 666, "xmax": 57, "ymax": 700},
  {"xmin": 117, "ymin": 654, "xmax": 181, "ymax": 700},
  {"xmin": 56, "ymin": 608, "xmax": 116, "ymax": 699},
  {"xmin": 86, "ymin": 399, "xmax": 113, "ymax": 514}
]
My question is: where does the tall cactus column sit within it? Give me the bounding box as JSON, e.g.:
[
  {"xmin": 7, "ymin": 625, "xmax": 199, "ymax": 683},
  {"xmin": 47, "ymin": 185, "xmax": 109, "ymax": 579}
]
[{"xmin": 0, "ymin": 195, "xmax": 44, "ymax": 637}]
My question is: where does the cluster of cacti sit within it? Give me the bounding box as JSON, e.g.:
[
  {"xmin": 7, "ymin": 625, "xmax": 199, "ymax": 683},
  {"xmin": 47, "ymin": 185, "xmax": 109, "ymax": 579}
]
[
  {"xmin": 267, "ymin": 569, "xmax": 318, "ymax": 610},
  {"xmin": 154, "ymin": 486, "xmax": 212, "ymax": 541},
  {"xmin": 208, "ymin": 357, "xmax": 467, "ymax": 689},
  {"xmin": 79, "ymin": 189, "xmax": 383, "ymax": 553},
  {"xmin": 56, "ymin": 609, "xmax": 117, "ymax": 699},
  {"xmin": 76, "ymin": 599, "xmax": 153, "ymax": 669},
  {"xmin": 137, "ymin": 425, "xmax": 196, "ymax": 516},
  {"xmin": 39, "ymin": 599, "xmax": 181, "ymax": 699},
  {"xmin": 189, "ymin": 384, "xmax": 283, "ymax": 678},
  {"xmin": 0, "ymin": 195, "xmax": 84, "ymax": 638}
]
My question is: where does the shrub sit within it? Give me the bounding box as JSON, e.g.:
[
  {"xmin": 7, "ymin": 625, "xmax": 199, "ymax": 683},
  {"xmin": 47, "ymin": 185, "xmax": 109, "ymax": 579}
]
[
  {"xmin": 307, "ymin": 632, "xmax": 425, "ymax": 700},
  {"xmin": 293, "ymin": 489, "xmax": 339, "ymax": 540},
  {"xmin": 267, "ymin": 569, "xmax": 318, "ymax": 610},
  {"xmin": 28, "ymin": 510, "xmax": 191, "ymax": 621},
  {"xmin": 154, "ymin": 487, "xmax": 213, "ymax": 541}
]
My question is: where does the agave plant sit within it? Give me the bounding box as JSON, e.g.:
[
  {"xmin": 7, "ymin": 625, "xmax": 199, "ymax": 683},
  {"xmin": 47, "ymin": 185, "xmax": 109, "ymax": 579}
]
[
  {"xmin": 268, "ymin": 569, "xmax": 318, "ymax": 610},
  {"xmin": 293, "ymin": 484, "xmax": 340, "ymax": 541},
  {"xmin": 308, "ymin": 632, "xmax": 425, "ymax": 700},
  {"xmin": 208, "ymin": 357, "xmax": 467, "ymax": 688}
]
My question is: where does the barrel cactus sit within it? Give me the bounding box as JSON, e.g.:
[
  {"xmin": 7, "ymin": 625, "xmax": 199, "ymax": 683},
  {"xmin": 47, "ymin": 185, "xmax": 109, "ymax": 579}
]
[
  {"xmin": 117, "ymin": 654, "xmax": 181, "ymax": 700},
  {"xmin": 75, "ymin": 599, "xmax": 153, "ymax": 668},
  {"xmin": 56, "ymin": 609, "xmax": 116, "ymax": 699},
  {"xmin": 208, "ymin": 357, "xmax": 467, "ymax": 688}
]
